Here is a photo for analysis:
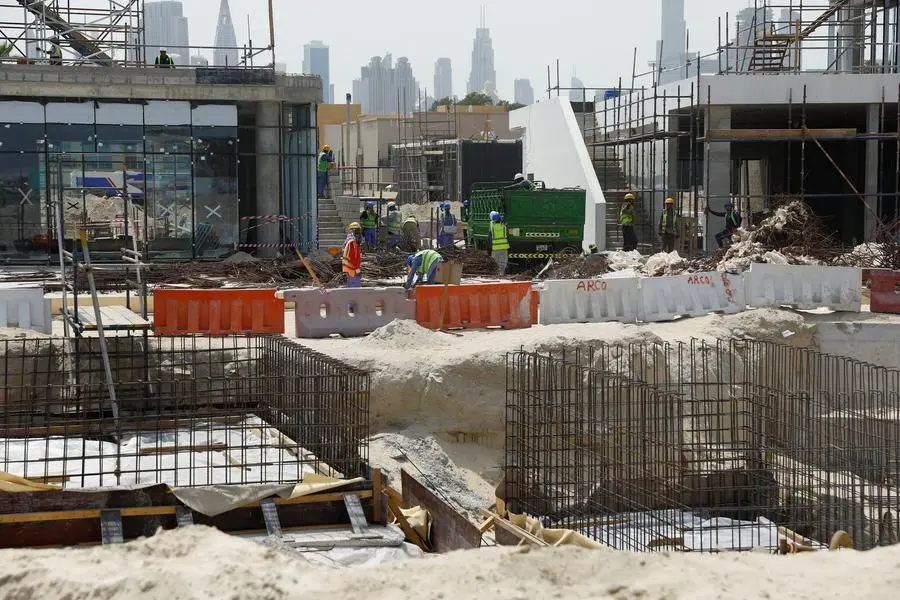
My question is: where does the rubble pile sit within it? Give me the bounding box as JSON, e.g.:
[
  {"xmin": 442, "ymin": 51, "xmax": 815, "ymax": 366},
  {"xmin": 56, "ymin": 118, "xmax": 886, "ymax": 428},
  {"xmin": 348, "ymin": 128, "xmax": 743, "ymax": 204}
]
[{"xmin": 437, "ymin": 246, "xmax": 499, "ymax": 276}]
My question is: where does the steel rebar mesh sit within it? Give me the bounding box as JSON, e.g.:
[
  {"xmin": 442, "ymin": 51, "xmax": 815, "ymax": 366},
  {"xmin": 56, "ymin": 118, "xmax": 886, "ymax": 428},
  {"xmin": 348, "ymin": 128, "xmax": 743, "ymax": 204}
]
[
  {"xmin": 505, "ymin": 339, "xmax": 900, "ymax": 552},
  {"xmin": 0, "ymin": 334, "xmax": 369, "ymax": 488}
]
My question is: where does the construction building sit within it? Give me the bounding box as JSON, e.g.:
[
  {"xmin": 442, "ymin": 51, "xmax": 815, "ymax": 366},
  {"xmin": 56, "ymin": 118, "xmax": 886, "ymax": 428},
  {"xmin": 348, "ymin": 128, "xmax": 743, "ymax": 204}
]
[
  {"xmin": 576, "ymin": 0, "xmax": 900, "ymax": 252},
  {"xmin": 0, "ymin": 0, "xmax": 321, "ymax": 263}
]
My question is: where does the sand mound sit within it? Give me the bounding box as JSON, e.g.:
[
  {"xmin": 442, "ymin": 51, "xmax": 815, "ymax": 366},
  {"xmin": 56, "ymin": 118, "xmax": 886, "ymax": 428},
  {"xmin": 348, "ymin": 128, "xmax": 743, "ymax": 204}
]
[
  {"xmin": 365, "ymin": 319, "xmax": 453, "ymax": 347},
  {"xmin": 2, "ymin": 525, "xmax": 899, "ymax": 599}
]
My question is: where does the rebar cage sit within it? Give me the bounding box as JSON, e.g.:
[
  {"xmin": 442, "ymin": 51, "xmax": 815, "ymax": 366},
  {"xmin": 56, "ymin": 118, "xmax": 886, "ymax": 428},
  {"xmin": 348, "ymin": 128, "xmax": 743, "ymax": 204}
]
[
  {"xmin": 505, "ymin": 340, "xmax": 900, "ymax": 552},
  {"xmin": 0, "ymin": 334, "xmax": 369, "ymax": 488}
]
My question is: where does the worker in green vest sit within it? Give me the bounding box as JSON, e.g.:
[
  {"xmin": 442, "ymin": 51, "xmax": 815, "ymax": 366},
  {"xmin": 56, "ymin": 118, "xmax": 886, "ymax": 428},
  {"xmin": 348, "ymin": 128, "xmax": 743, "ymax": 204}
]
[
  {"xmin": 620, "ymin": 193, "xmax": 639, "ymax": 252},
  {"xmin": 317, "ymin": 144, "xmax": 334, "ymax": 198},
  {"xmin": 488, "ymin": 210, "xmax": 510, "ymax": 275},
  {"xmin": 46, "ymin": 37, "xmax": 62, "ymax": 65},
  {"xmin": 658, "ymin": 197, "xmax": 678, "ymax": 253},
  {"xmin": 359, "ymin": 201, "xmax": 378, "ymax": 249},
  {"xmin": 405, "ymin": 249, "xmax": 443, "ymax": 289},
  {"xmin": 386, "ymin": 202, "xmax": 402, "ymax": 248}
]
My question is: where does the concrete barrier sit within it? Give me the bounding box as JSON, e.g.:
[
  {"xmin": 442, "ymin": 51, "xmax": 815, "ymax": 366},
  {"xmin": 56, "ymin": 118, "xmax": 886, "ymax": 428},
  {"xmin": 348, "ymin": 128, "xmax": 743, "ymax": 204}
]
[
  {"xmin": 745, "ymin": 264, "xmax": 862, "ymax": 312},
  {"xmin": 538, "ymin": 277, "xmax": 642, "ymax": 325},
  {"xmin": 284, "ymin": 287, "xmax": 415, "ymax": 338},
  {"xmin": 0, "ymin": 284, "xmax": 51, "ymax": 333},
  {"xmin": 640, "ymin": 271, "xmax": 746, "ymax": 323}
]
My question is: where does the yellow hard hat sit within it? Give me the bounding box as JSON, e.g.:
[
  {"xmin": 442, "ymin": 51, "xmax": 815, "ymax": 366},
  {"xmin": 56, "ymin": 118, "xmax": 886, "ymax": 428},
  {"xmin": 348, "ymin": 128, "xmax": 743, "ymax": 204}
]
[
  {"xmin": 323, "ymin": 144, "xmax": 332, "ymax": 152},
  {"xmin": 665, "ymin": 197, "xmax": 676, "ymax": 205},
  {"xmin": 347, "ymin": 221, "xmax": 361, "ymax": 231},
  {"xmin": 624, "ymin": 193, "xmax": 635, "ymax": 201}
]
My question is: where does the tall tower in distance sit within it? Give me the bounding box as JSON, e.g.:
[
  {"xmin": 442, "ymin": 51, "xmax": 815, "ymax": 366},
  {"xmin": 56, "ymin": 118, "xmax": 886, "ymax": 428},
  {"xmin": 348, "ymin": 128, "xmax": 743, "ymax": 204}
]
[
  {"xmin": 213, "ymin": 0, "xmax": 239, "ymax": 67},
  {"xmin": 144, "ymin": 1, "xmax": 190, "ymax": 64},
  {"xmin": 466, "ymin": 6, "xmax": 496, "ymax": 95},
  {"xmin": 513, "ymin": 79, "xmax": 534, "ymax": 106},
  {"xmin": 656, "ymin": 0, "xmax": 686, "ymax": 84},
  {"xmin": 434, "ymin": 57, "xmax": 453, "ymax": 101},
  {"xmin": 303, "ymin": 41, "xmax": 331, "ymax": 103}
]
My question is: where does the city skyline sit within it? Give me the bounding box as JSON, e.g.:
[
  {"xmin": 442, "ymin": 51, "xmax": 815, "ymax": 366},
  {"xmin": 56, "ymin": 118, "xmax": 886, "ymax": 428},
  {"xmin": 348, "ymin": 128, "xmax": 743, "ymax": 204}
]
[
  {"xmin": 352, "ymin": 53, "xmax": 419, "ymax": 114},
  {"xmin": 144, "ymin": 1, "xmax": 190, "ymax": 64}
]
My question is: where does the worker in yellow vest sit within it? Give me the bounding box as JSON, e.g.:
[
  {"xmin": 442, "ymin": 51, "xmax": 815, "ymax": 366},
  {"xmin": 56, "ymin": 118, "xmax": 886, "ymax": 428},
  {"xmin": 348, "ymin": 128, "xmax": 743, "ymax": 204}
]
[
  {"xmin": 619, "ymin": 193, "xmax": 638, "ymax": 252},
  {"xmin": 488, "ymin": 210, "xmax": 509, "ymax": 275},
  {"xmin": 658, "ymin": 197, "xmax": 678, "ymax": 253}
]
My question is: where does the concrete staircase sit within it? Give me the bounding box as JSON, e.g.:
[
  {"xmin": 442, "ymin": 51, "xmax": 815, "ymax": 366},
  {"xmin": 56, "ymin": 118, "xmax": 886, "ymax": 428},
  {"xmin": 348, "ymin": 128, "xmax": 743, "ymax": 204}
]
[
  {"xmin": 317, "ymin": 196, "xmax": 347, "ymax": 249},
  {"xmin": 588, "ymin": 145, "xmax": 657, "ymax": 253}
]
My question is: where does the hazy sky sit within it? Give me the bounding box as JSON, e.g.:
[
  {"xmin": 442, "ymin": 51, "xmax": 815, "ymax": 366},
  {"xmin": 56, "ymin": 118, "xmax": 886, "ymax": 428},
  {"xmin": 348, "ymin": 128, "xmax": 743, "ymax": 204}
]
[{"xmin": 2, "ymin": 0, "xmax": 753, "ymax": 99}]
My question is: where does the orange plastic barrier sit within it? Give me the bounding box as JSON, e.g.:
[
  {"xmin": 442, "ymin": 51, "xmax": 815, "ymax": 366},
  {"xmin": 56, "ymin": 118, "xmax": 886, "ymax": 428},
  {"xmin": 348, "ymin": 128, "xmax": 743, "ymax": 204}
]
[
  {"xmin": 154, "ymin": 289, "xmax": 285, "ymax": 335},
  {"xmin": 415, "ymin": 282, "xmax": 538, "ymax": 330}
]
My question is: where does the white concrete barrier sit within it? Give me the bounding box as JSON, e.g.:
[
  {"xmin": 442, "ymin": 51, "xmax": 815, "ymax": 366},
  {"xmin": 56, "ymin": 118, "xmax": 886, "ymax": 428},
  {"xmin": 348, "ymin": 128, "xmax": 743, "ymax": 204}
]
[
  {"xmin": 640, "ymin": 271, "xmax": 746, "ymax": 323},
  {"xmin": 538, "ymin": 277, "xmax": 642, "ymax": 325},
  {"xmin": 0, "ymin": 284, "xmax": 51, "ymax": 333},
  {"xmin": 745, "ymin": 264, "xmax": 862, "ymax": 312}
]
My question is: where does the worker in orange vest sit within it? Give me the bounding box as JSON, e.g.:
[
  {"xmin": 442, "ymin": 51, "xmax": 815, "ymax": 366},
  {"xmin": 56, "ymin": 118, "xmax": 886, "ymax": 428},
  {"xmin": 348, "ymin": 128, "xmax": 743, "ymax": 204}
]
[{"xmin": 342, "ymin": 222, "xmax": 363, "ymax": 288}]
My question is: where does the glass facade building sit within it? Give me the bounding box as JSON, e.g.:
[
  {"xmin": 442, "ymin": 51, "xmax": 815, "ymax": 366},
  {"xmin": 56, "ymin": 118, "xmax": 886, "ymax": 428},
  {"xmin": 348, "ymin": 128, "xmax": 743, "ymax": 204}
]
[{"xmin": 0, "ymin": 99, "xmax": 316, "ymax": 261}]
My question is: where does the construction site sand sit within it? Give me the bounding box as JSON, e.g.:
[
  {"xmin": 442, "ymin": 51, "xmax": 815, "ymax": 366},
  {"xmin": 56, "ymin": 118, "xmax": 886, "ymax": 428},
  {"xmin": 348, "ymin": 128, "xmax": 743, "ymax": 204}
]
[{"xmin": 1, "ymin": 525, "xmax": 899, "ymax": 599}]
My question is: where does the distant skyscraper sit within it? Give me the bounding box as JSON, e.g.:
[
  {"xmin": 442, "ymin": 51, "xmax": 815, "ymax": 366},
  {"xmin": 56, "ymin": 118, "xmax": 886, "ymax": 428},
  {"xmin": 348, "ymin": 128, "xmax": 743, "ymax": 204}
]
[
  {"xmin": 467, "ymin": 9, "xmax": 496, "ymax": 95},
  {"xmin": 213, "ymin": 0, "xmax": 239, "ymax": 67},
  {"xmin": 569, "ymin": 75, "xmax": 587, "ymax": 103},
  {"xmin": 144, "ymin": 1, "xmax": 190, "ymax": 64},
  {"xmin": 514, "ymin": 78, "xmax": 534, "ymax": 105},
  {"xmin": 656, "ymin": 0, "xmax": 686, "ymax": 84},
  {"xmin": 434, "ymin": 57, "xmax": 452, "ymax": 101},
  {"xmin": 303, "ymin": 41, "xmax": 331, "ymax": 103},
  {"xmin": 352, "ymin": 54, "xmax": 419, "ymax": 114}
]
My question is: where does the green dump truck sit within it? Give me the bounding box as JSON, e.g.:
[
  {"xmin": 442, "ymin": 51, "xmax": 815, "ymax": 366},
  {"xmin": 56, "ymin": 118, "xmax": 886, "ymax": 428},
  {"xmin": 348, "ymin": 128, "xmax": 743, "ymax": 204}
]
[{"xmin": 467, "ymin": 181, "xmax": 587, "ymax": 262}]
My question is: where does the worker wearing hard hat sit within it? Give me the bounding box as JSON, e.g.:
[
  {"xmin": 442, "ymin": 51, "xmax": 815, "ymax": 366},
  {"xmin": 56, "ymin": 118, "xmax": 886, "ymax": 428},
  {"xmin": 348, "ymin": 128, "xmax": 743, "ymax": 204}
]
[
  {"xmin": 488, "ymin": 210, "xmax": 510, "ymax": 275},
  {"xmin": 405, "ymin": 249, "xmax": 444, "ymax": 290},
  {"xmin": 705, "ymin": 199, "xmax": 743, "ymax": 249},
  {"xmin": 437, "ymin": 201, "xmax": 457, "ymax": 249},
  {"xmin": 619, "ymin": 193, "xmax": 639, "ymax": 252},
  {"xmin": 154, "ymin": 48, "xmax": 173, "ymax": 68},
  {"xmin": 342, "ymin": 222, "xmax": 363, "ymax": 288},
  {"xmin": 401, "ymin": 215, "xmax": 421, "ymax": 252},
  {"xmin": 359, "ymin": 201, "xmax": 378, "ymax": 249},
  {"xmin": 385, "ymin": 202, "xmax": 403, "ymax": 248},
  {"xmin": 658, "ymin": 197, "xmax": 678, "ymax": 253},
  {"xmin": 46, "ymin": 37, "xmax": 63, "ymax": 65},
  {"xmin": 460, "ymin": 199, "xmax": 471, "ymax": 243},
  {"xmin": 317, "ymin": 144, "xmax": 335, "ymax": 199},
  {"xmin": 505, "ymin": 173, "xmax": 535, "ymax": 191}
]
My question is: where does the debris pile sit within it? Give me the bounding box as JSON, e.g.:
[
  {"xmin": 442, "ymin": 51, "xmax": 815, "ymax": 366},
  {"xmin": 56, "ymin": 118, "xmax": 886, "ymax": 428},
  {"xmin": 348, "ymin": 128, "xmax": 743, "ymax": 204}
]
[
  {"xmin": 540, "ymin": 254, "xmax": 610, "ymax": 279},
  {"xmin": 437, "ymin": 246, "xmax": 499, "ymax": 276}
]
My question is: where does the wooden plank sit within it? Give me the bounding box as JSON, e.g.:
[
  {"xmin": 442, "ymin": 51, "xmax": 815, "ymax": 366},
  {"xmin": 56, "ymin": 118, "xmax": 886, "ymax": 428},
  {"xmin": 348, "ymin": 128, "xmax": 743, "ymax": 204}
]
[
  {"xmin": 371, "ymin": 468, "xmax": 383, "ymax": 525},
  {"xmin": 139, "ymin": 443, "xmax": 227, "ymax": 456},
  {"xmin": 384, "ymin": 488, "xmax": 429, "ymax": 552},
  {"xmin": 401, "ymin": 470, "xmax": 482, "ymax": 553},
  {"xmin": 476, "ymin": 508, "xmax": 548, "ymax": 547},
  {"xmin": 703, "ymin": 128, "xmax": 857, "ymax": 141}
]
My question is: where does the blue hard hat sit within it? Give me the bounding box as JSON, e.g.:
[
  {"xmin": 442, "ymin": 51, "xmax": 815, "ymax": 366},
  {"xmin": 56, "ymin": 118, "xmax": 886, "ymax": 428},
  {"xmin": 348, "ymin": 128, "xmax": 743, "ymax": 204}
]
[
  {"xmin": 406, "ymin": 254, "xmax": 415, "ymax": 268},
  {"xmin": 366, "ymin": 201, "xmax": 374, "ymax": 209},
  {"xmin": 442, "ymin": 202, "xmax": 450, "ymax": 210},
  {"xmin": 490, "ymin": 211, "xmax": 500, "ymax": 222},
  {"xmin": 463, "ymin": 199, "xmax": 470, "ymax": 207}
]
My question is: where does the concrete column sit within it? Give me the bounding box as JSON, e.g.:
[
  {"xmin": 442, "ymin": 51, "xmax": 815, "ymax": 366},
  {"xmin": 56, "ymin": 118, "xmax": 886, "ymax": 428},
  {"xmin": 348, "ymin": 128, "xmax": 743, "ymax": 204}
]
[
  {"xmin": 864, "ymin": 102, "xmax": 880, "ymax": 242},
  {"xmin": 255, "ymin": 101, "xmax": 281, "ymax": 258},
  {"xmin": 704, "ymin": 105, "xmax": 731, "ymax": 251}
]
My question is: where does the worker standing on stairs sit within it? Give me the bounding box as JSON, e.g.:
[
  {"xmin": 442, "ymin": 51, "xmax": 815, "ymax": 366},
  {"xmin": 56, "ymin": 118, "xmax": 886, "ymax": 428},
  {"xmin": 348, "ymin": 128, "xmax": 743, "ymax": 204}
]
[
  {"xmin": 437, "ymin": 201, "xmax": 457, "ymax": 249},
  {"xmin": 342, "ymin": 222, "xmax": 363, "ymax": 288},
  {"xmin": 404, "ymin": 249, "xmax": 444, "ymax": 289},
  {"xmin": 46, "ymin": 37, "xmax": 63, "ymax": 65},
  {"xmin": 386, "ymin": 202, "xmax": 402, "ymax": 248},
  {"xmin": 317, "ymin": 144, "xmax": 335, "ymax": 199},
  {"xmin": 359, "ymin": 201, "xmax": 378, "ymax": 250},
  {"xmin": 488, "ymin": 210, "xmax": 510, "ymax": 276},
  {"xmin": 659, "ymin": 197, "xmax": 679, "ymax": 253},
  {"xmin": 620, "ymin": 193, "xmax": 638, "ymax": 252}
]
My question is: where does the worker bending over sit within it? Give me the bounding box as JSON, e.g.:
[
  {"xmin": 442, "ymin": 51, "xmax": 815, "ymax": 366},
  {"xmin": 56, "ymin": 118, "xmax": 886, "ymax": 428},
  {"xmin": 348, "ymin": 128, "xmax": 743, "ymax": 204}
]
[
  {"xmin": 619, "ymin": 193, "xmax": 638, "ymax": 252},
  {"xmin": 155, "ymin": 48, "xmax": 173, "ymax": 68},
  {"xmin": 359, "ymin": 201, "xmax": 378, "ymax": 249},
  {"xmin": 401, "ymin": 215, "xmax": 421, "ymax": 252},
  {"xmin": 489, "ymin": 210, "xmax": 509, "ymax": 275},
  {"xmin": 342, "ymin": 222, "xmax": 363, "ymax": 288},
  {"xmin": 505, "ymin": 172, "xmax": 534, "ymax": 191},
  {"xmin": 317, "ymin": 145, "xmax": 334, "ymax": 199},
  {"xmin": 437, "ymin": 201, "xmax": 457, "ymax": 248},
  {"xmin": 659, "ymin": 197, "xmax": 678, "ymax": 253},
  {"xmin": 705, "ymin": 200, "xmax": 743, "ymax": 249},
  {"xmin": 386, "ymin": 202, "xmax": 402, "ymax": 248},
  {"xmin": 405, "ymin": 249, "xmax": 443, "ymax": 290}
]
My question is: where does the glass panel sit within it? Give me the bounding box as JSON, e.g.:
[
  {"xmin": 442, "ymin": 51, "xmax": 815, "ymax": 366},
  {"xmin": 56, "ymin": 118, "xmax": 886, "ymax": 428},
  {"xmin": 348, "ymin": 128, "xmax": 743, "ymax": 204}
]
[
  {"xmin": 145, "ymin": 153, "xmax": 193, "ymax": 258},
  {"xmin": 95, "ymin": 103, "xmax": 143, "ymax": 125},
  {"xmin": 45, "ymin": 124, "xmax": 96, "ymax": 154},
  {"xmin": 45, "ymin": 102, "xmax": 94, "ymax": 124},
  {"xmin": 144, "ymin": 101, "xmax": 191, "ymax": 126},
  {"xmin": 0, "ymin": 123, "xmax": 45, "ymax": 153},
  {"xmin": 0, "ymin": 153, "xmax": 46, "ymax": 259},
  {"xmin": 283, "ymin": 104, "xmax": 317, "ymax": 252},
  {"xmin": 192, "ymin": 104, "xmax": 237, "ymax": 128},
  {"xmin": 193, "ymin": 130, "xmax": 237, "ymax": 257}
]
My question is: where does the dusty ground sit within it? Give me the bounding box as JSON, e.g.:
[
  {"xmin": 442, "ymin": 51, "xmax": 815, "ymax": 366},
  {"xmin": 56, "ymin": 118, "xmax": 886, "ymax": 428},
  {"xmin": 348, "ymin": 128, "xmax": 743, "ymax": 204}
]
[{"xmin": 0, "ymin": 525, "xmax": 898, "ymax": 600}]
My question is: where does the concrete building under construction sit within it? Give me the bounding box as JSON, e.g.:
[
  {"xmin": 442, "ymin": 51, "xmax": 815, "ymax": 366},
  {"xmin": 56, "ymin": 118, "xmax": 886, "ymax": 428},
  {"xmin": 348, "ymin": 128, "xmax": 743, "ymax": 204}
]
[{"xmin": 0, "ymin": 0, "xmax": 321, "ymax": 263}]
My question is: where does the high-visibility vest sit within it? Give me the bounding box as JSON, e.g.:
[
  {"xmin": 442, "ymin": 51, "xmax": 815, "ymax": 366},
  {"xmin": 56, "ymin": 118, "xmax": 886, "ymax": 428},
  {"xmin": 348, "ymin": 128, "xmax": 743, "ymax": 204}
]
[
  {"xmin": 342, "ymin": 238, "xmax": 361, "ymax": 276},
  {"xmin": 360, "ymin": 211, "xmax": 377, "ymax": 229},
  {"xmin": 725, "ymin": 212, "xmax": 741, "ymax": 230},
  {"xmin": 387, "ymin": 211, "xmax": 402, "ymax": 234},
  {"xmin": 619, "ymin": 204, "xmax": 634, "ymax": 226},
  {"xmin": 491, "ymin": 222, "xmax": 510, "ymax": 251},
  {"xmin": 317, "ymin": 152, "xmax": 332, "ymax": 172},
  {"xmin": 50, "ymin": 44, "xmax": 62, "ymax": 59},
  {"xmin": 154, "ymin": 54, "xmax": 172, "ymax": 66},
  {"xmin": 440, "ymin": 213, "xmax": 457, "ymax": 234},
  {"xmin": 415, "ymin": 249, "xmax": 442, "ymax": 275},
  {"xmin": 660, "ymin": 210, "xmax": 678, "ymax": 233}
]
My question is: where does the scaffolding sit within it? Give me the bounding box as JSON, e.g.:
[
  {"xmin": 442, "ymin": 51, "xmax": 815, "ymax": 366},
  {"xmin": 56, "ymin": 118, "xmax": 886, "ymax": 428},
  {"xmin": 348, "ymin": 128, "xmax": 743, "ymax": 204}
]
[
  {"xmin": 393, "ymin": 106, "xmax": 460, "ymax": 205},
  {"xmin": 505, "ymin": 340, "xmax": 900, "ymax": 552},
  {"xmin": 548, "ymin": 1, "xmax": 900, "ymax": 253}
]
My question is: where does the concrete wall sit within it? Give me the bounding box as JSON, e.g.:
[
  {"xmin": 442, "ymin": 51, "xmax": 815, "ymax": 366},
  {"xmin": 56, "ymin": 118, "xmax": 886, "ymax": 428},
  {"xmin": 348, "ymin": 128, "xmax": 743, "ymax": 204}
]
[
  {"xmin": 509, "ymin": 97, "xmax": 606, "ymax": 251},
  {"xmin": 815, "ymin": 321, "xmax": 900, "ymax": 370},
  {"xmin": 317, "ymin": 103, "xmax": 362, "ymax": 151},
  {"xmin": 0, "ymin": 65, "xmax": 321, "ymax": 103}
]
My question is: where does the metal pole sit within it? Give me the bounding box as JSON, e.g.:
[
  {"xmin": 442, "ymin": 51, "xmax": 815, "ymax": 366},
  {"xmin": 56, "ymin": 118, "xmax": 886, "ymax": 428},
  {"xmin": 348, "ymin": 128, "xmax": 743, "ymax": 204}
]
[{"xmin": 268, "ymin": 0, "xmax": 276, "ymax": 67}]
